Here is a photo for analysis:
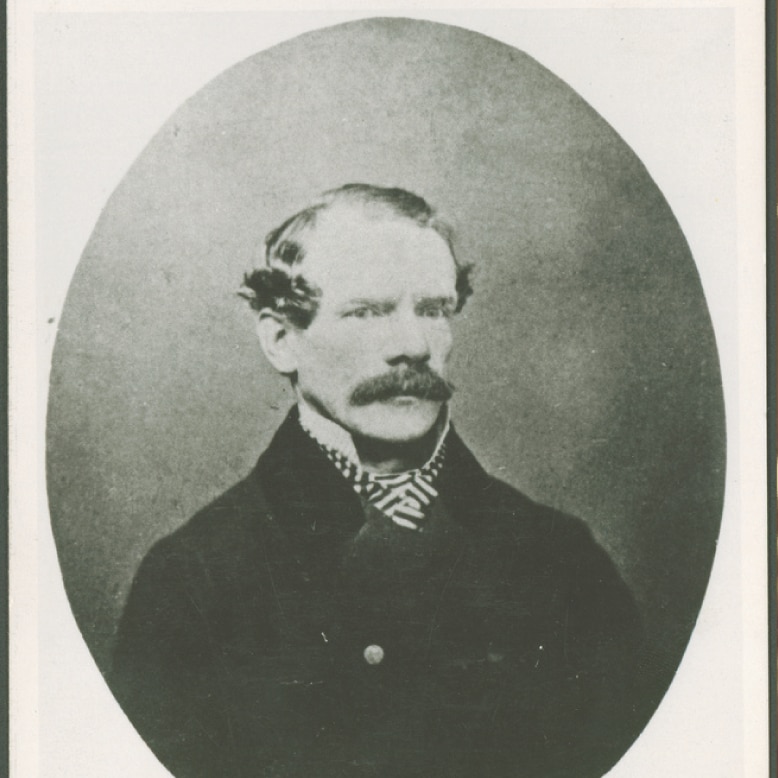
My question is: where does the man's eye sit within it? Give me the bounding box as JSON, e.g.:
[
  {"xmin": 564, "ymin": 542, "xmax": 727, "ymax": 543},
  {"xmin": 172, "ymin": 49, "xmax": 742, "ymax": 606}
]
[
  {"xmin": 419, "ymin": 305, "xmax": 452, "ymax": 319},
  {"xmin": 345, "ymin": 307, "xmax": 378, "ymax": 319}
]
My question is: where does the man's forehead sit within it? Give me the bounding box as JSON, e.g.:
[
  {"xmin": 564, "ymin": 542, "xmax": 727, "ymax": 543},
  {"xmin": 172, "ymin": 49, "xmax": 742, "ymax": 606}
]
[{"xmin": 300, "ymin": 204, "xmax": 456, "ymax": 280}]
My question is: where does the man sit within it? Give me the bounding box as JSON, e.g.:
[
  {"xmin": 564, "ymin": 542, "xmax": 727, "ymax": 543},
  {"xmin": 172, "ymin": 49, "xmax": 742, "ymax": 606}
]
[{"xmin": 112, "ymin": 184, "xmax": 642, "ymax": 778}]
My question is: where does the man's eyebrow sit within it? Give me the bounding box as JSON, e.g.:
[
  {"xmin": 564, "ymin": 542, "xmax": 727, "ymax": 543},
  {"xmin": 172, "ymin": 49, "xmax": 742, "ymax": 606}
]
[
  {"xmin": 415, "ymin": 295, "xmax": 457, "ymax": 308},
  {"xmin": 338, "ymin": 298, "xmax": 396, "ymax": 311}
]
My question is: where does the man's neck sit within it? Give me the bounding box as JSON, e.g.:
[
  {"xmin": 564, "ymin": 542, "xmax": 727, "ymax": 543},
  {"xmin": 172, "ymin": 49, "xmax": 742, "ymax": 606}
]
[
  {"xmin": 296, "ymin": 400, "xmax": 449, "ymax": 475},
  {"xmin": 351, "ymin": 421, "xmax": 443, "ymax": 474}
]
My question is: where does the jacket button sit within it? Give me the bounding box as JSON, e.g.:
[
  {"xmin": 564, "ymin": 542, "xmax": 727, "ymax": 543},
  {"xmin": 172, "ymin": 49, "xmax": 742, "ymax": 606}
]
[{"xmin": 363, "ymin": 644, "xmax": 384, "ymax": 665}]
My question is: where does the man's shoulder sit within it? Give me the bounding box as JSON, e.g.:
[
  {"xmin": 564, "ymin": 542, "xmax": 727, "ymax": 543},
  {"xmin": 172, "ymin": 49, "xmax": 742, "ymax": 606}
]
[
  {"xmin": 142, "ymin": 469, "xmax": 268, "ymax": 573},
  {"xmin": 443, "ymin": 429, "xmax": 595, "ymax": 547},
  {"xmin": 478, "ymin": 473, "xmax": 596, "ymax": 547},
  {"xmin": 136, "ymin": 409, "xmax": 346, "ymax": 575}
]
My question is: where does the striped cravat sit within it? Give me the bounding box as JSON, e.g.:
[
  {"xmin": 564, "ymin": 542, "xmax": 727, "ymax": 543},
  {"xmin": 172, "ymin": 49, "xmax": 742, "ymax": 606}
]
[
  {"xmin": 297, "ymin": 403, "xmax": 447, "ymax": 531},
  {"xmin": 317, "ymin": 441, "xmax": 446, "ymax": 531}
]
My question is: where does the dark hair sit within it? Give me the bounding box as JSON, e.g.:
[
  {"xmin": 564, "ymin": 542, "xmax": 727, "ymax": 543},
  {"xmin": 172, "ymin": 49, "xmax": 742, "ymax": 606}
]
[{"xmin": 239, "ymin": 184, "xmax": 473, "ymax": 328}]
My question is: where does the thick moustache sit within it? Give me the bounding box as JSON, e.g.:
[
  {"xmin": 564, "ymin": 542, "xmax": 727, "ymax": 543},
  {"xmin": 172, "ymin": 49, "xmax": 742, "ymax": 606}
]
[{"xmin": 349, "ymin": 365, "xmax": 454, "ymax": 406}]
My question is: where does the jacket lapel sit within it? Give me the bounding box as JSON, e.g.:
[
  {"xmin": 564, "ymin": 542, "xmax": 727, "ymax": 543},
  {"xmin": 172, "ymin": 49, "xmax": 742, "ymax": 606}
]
[
  {"xmin": 252, "ymin": 407, "xmax": 366, "ymax": 543},
  {"xmin": 435, "ymin": 423, "xmax": 495, "ymax": 529}
]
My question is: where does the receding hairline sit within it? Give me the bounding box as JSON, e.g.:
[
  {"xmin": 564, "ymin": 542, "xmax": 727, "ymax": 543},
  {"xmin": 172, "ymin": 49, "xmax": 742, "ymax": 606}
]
[
  {"xmin": 263, "ymin": 185, "xmax": 457, "ymax": 269},
  {"xmin": 301, "ymin": 202, "xmax": 452, "ymax": 257}
]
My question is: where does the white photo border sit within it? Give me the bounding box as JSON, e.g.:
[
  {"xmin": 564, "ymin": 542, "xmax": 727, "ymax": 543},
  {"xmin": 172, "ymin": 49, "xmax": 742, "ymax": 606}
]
[{"xmin": 9, "ymin": 3, "xmax": 768, "ymax": 776}]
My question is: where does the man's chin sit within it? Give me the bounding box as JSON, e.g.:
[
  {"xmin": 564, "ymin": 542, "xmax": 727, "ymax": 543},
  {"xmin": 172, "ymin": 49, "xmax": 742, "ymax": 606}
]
[{"xmin": 349, "ymin": 398, "xmax": 444, "ymax": 443}]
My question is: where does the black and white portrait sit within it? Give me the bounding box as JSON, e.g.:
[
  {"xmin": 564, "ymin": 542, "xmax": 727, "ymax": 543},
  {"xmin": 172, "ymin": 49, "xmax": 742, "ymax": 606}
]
[{"xmin": 16, "ymin": 6, "xmax": 767, "ymax": 778}]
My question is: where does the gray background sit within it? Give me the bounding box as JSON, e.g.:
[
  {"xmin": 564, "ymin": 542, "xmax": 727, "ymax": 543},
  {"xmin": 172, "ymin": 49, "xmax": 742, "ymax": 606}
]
[{"xmin": 46, "ymin": 18, "xmax": 725, "ymax": 719}]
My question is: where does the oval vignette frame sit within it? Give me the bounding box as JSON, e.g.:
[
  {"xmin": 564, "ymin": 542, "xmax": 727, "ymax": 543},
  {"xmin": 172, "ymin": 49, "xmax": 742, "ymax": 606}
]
[{"xmin": 45, "ymin": 17, "xmax": 726, "ymax": 776}]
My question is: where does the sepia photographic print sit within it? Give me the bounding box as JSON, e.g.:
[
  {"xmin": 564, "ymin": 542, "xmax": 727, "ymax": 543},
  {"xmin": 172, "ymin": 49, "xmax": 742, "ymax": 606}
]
[{"xmin": 10, "ymin": 3, "xmax": 768, "ymax": 777}]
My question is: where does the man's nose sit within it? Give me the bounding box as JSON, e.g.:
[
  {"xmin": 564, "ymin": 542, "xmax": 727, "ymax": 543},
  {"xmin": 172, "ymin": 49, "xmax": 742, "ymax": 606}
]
[{"xmin": 385, "ymin": 312, "xmax": 431, "ymax": 364}]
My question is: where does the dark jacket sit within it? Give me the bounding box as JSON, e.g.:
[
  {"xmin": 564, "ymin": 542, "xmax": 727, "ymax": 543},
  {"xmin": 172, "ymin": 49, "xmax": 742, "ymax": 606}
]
[{"xmin": 112, "ymin": 410, "xmax": 642, "ymax": 778}]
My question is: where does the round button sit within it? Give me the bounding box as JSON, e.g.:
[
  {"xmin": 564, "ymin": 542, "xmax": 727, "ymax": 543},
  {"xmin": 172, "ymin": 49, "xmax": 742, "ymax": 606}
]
[{"xmin": 363, "ymin": 644, "xmax": 385, "ymax": 665}]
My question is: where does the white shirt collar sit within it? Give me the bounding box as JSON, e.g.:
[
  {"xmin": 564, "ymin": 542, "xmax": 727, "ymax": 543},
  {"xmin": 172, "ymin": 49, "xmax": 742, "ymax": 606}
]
[{"xmin": 297, "ymin": 399, "xmax": 450, "ymax": 474}]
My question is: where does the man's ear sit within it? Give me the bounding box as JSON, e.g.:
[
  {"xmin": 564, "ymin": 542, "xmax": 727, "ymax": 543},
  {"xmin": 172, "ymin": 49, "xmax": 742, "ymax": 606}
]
[{"xmin": 255, "ymin": 310, "xmax": 298, "ymax": 375}]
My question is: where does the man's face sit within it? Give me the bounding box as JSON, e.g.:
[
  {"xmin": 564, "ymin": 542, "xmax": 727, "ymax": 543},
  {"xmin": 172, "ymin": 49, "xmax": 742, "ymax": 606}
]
[{"xmin": 286, "ymin": 206, "xmax": 458, "ymax": 444}]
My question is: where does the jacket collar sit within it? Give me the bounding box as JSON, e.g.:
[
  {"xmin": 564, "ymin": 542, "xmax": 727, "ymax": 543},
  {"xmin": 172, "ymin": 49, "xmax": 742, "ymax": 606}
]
[{"xmin": 252, "ymin": 407, "xmax": 493, "ymax": 539}]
